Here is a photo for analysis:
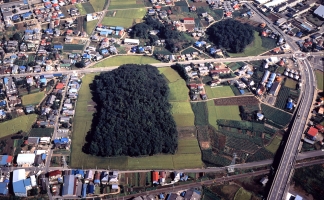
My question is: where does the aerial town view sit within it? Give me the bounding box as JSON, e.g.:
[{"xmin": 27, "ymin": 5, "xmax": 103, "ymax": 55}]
[{"xmin": 0, "ymin": 0, "xmax": 323, "ymax": 199}]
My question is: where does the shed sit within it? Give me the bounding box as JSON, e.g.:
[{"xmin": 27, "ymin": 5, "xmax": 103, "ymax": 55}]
[
  {"xmin": 88, "ymin": 184, "xmax": 95, "ymax": 194},
  {"xmin": 82, "ymin": 184, "xmax": 87, "ymax": 198},
  {"xmin": 0, "ymin": 182, "xmax": 8, "ymax": 195},
  {"xmin": 62, "ymin": 175, "xmax": 75, "ymax": 196},
  {"xmin": 286, "ymin": 102, "xmax": 293, "ymax": 110},
  {"xmin": 17, "ymin": 154, "xmax": 35, "ymax": 166}
]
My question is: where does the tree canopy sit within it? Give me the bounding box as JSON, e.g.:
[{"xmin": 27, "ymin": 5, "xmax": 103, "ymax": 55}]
[
  {"xmin": 207, "ymin": 19, "xmax": 255, "ymax": 53},
  {"xmin": 84, "ymin": 64, "xmax": 178, "ymax": 157}
]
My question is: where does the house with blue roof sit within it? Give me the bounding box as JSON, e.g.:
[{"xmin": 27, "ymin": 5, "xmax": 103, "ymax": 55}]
[
  {"xmin": 100, "ymin": 31, "xmax": 108, "ymax": 37},
  {"xmin": 210, "ymin": 47, "xmax": 216, "ymax": 54},
  {"xmin": 13, "ymin": 180, "xmax": 26, "ymax": 197},
  {"xmin": 296, "ymin": 32, "xmax": 303, "ymax": 38},
  {"xmin": 0, "ymin": 110, "xmax": 6, "ymax": 119},
  {"xmin": 0, "ymin": 182, "xmax": 8, "ymax": 195},
  {"xmin": 83, "ymin": 54, "xmax": 91, "ymax": 59},
  {"xmin": 0, "ymin": 100, "xmax": 6, "ymax": 107},
  {"xmin": 194, "ymin": 41, "xmax": 202, "ymax": 47},
  {"xmin": 88, "ymin": 184, "xmax": 95, "ymax": 194},
  {"xmin": 82, "ymin": 184, "xmax": 87, "ymax": 197},
  {"xmin": 21, "ymin": 12, "xmax": 32, "ymax": 20},
  {"xmin": 115, "ymin": 26, "xmax": 124, "ymax": 31},
  {"xmin": 12, "ymin": 15, "xmax": 20, "ymax": 21},
  {"xmin": 62, "ymin": 175, "xmax": 75, "ymax": 196},
  {"xmin": 53, "ymin": 44, "xmax": 63, "ymax": 50},
  {"xmin": 19, "ymin": 66, "xmax": 26, "ymax": 73}
]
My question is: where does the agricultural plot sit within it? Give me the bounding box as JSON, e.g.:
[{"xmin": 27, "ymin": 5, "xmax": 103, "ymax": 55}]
[
  {"xmin": 108, "ymin": 0, "xmax": 145, "ymax": 10},
  {"xmin": 29, "ymin": 128, "xmax": 54, "ymax": 137},
  {"xmin": 101, "ymin": 17, "xmax": 133, "ymax": 28},
  {"xmin": 63, "ymin": 44, "xmax": 84, "ymax": 51},
  {"xmin": 217, "ymin": 120, "xmax": 265, "ymax": 133},
  {"xmin": 170, "ymin": 102, "xmax": 195, "ymax": 127},
  {"xmin": 0, "ymin": 114, "xmax": 37, "ymax": 137},
  {"xmin": 284, "ymin": 78, "xmax": 298, "ymax": 89},
  {"xmin": 246, "ymin": 147, "xmax": 274, "ymax": 162},
  {"xmin": 89, "ymin": 0, "xmax": 107, "ymax": 12},
  {"xmin": 191, "ymin": 102, "xmax": 208, "ymax": 126},
  {"xmin": 315, "ymin": 70, "xmax": 324, "ymax": 90},
  {"xmin": 205, "ymin": 86, "xmax": 235, "ymax": 99},
  {"xmin": 234, "ymin": 188, "xmax": 252, "ymax": 200},
  {"xmin": 265, "ymin": 135, "xmax": 282, "ymax": 154},
  {"xmin": 228, "ymin": 31, "xmax": 276, "ymax": 57},
  {"xmin": 168, "ymin": 80, "xmax": 189, "ymax": 102},
  {"xmin": 214, "ymin": 96, "xmax": 259, "ymax": 106},
  {"xmin": 158, "ymin": 67, "xmax": 182, "ymax": 83},
  {"xmin": 274, "ymin": 86, "xmax": 290, "ymax": 110},
  {"xmin": 21, "ymin": 92, "xmax": 45, "ymax": 106},
  {"xmin": 82, "ymin": 2, "xmax": 95, "ymax": 14},
  {"xmin": 177, "ymin": 139, "xmax": 201, "ymax": 154},
  {"xmin": 84, "ymin": 20, "xmax": 98, "ymax": 35},
  {"xmin": 92, "ymin": 56, "xmax": 159, "ymax": 67},
  {"xmin": 207, "ymin": 101, "xmax": 241, "ymax": 130},
  {"xmin": 202, "ymin": 149, "xmax": 232, "ymax": 166},
  {"xmin": 227, "ymin": 62, "xmax": 245, "ymax": 71},
  {"xmin": 261, "ymin": 104, "xmax": 292, "ymax": 127}
]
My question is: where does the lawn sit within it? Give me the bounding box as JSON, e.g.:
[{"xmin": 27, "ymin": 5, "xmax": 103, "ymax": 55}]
[
  {"xmin": 89, "ymin": 0, "xmax": 107, "ymax": 12},
  {"xmin": 84, "ymin": 20, "xmax": 98, "ymax": 35},
  {"xmin": 21, "ymin": 92, "xmax": 45, "ymax": 106},
  {"xmin": 234, "ymin": 188, "xmax": 252, "ymax": 200},
  {"xmin": 102, "ymin": 8, "xmax": 146, "ymax": 27},
  {"xmin": 101, "ymin": 17, "xmax": 134, "ymax": 28},
  {"xmin": 207, "ymin": 101, "xmax": 241, "ymax": 130},
  {"xmin": 205, "ymin": 86, "xmax": 235, "ymax": 99},
  {"xmin": 71, "ymin": 74, "xmax": 202, "ymax": 170},
  {"xmin": 108, "ymin": 0, "xmax": 145, "ymax": 9},
  {"xmin": 315, "ymin": 70, "xmax": 324, "ymax": 90},
  {"xmin": 92, "ymin": 56, "xmax": 160, "ymax": 67},
  {"xmin": 284, "ymin": 78, "xmax": 297, "ymax": 89},
  {"xmin": 75, "ymin": 3, "xmax": 87, "ymax": 15},
  {"xmin": 228, "ymin": 31, "xmax": 275, "ymax": 57},
  {"xmin": 0, "ymin": 114, "xmax": 37, "ymax": 137},
  {"xmin": 170, "ymin": 102, "xmax": 195, "ymax": 127},
  {"xmin": 265, "ymin": 135, "xmax": 282, "ymax": 154}
]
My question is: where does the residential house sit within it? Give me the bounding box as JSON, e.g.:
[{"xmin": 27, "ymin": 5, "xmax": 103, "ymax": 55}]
[{"xmin": 183, "ymin": 18, "xmax": 195, "ymax": 24}]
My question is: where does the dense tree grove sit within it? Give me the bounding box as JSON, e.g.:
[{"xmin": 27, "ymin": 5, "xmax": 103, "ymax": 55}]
[
  {"xmin": 84, "ymin": 64, "xmax": 178, "ymax": 157},
  {"xmin": 131, "ymin": 16, "xmax": 191, "ymax": 52},
  {"xmin": 207, "ymin": 19, "xmax": 255, "ymax": 53}
]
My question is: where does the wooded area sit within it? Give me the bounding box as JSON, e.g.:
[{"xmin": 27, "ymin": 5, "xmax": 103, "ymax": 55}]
[
  {"xmin": 83, "ymin": 64, "xmax": 178, "ymax": 157},
  {"xmin": 207, "ymin": 19, "xmax": 255, "ymax": 53}
]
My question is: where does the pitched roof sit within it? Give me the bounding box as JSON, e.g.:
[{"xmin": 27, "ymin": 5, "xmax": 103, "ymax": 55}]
[{"xmin": 307, "ymin": 127, "xmax": 318, "ymax": 137}]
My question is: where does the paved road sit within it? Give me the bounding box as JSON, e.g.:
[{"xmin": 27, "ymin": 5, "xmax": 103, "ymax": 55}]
[{"xmin": 267, "ymin": 60, "xmax": 316, "ymax": 200}]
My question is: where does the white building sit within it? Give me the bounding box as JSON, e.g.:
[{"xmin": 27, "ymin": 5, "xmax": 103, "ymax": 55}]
[
  {"xmin": 124, "ymin": 38, "xmax": 140, "ymax": 45},
  {"xmin": 16, "ymin": 154, "xmax": 35, "ymax": 166}
]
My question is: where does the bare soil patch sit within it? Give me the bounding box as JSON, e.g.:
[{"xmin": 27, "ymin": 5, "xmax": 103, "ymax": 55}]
[
  {"xmin": 214, "ymin": 96, "xmax": 259, "ymax": 106},
  {"xmin": 177, "ymin": 126, "xmax": 196, "ymax": 138},
  {"xmin": 200, "ymin": 141, "xmax": 210, "ymax": 150}
]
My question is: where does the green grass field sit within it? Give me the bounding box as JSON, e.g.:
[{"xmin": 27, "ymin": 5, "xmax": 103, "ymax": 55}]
[
  {"xmin": 228, "ymin": 31, "xmax": 273, "ymax": 57},
  {"xmin": 108, "ymin": 0, "xmax": 145, "ymax": 9},
  {"xmin": 265, "ymin": 136, "xmax": 282, "ymax": 154},
  {"xmin": 284, "ymin": 78, "xmax": 297, "ymax": 89},
  {"xmin": 315, "ymin": 70, "xmax": 323, "ymax": 90},
  {"xmin": 21, "ymin": 92, "xmax": 45, "ymax": 106},
  {"xmin": 85, "ymin": 20, "xmax": 98, "ymax": 35},
  {"xmin": 204, "ymin": 86, "xmax": 235, "ymax": 99},
  {"xmin": 207, "ymin": 101, "xmax": 241, "ymax": 129},
  {"xmin": 92, "ymin": 56, "xmax": 160, "ymax": 67},
  {"xmin": 158, "ymin": 67, "xmax": 182, "ymax": 83},
  {"xmin": 89, "ymin": 0, "xmax": 106, "ymax": 12},
  {"xmin": 0, "ymin": 114, "xmax": 37, "ymax": 137},
  {"xmin": 234, "ymin": 188, "xmax": 252, "ymax": 200},
  {"xmin": 102, "ymin": 8, "xmax": 146, "ymax": 27},
  {"xmin": 75, "ymin": 3, "xmax": 87, "ymax": 15},
  {"xmin": 71, "ymin": 74, "xmax": 203, "ymax": 169}
]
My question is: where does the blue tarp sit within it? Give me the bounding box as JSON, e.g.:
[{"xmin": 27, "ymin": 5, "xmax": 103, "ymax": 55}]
[
  {"xmin": 23, "ymin": 178, "xmax": 31, "ymax": 187},
  {"xmin": 115, "ymin": 26, "xmax": 124, "ymax": 31},
  {"xmin": 82, "ymin": 184, "xmax": 87, "ymax": 197},
  {"xmin": 53, "ymin": 44, "xmax": 63, "ymax": 49},
  {"xmin": 3, "ymin": 78, "xmax": 8, "ymax": 84},
  {"xmin": 88, "ymin": 184, "xmax": 95, "ymax": 193},
  {"xmin": 239, "ymin": 89, "xmax": 245, "ymax": 94},
  {"xmin": 19, "ymin": 66, "xmax": 26, "ymax": 70},
  {"xmin": 286, "ymin": 102, "xmax": 293, "ymax": 109},
  {"xmin": 0, "ymin": 100, "xmax": 6, "ymax": 107},
  {"xmin": 40, "ymin": 78, "xmax": 47, "ymax": 84},
  {"xmin": 41, "ymin": 153, "xmax": 46, "ymax": 160}
]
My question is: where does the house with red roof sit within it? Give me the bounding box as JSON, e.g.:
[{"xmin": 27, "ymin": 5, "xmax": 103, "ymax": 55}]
[
  {"xmin": 152, "ymin": 171, "xmax": 159, "ymax": 184},
  {"xmin": 183, "ymin": 18, "xmax": 195, "ymax": 24},
  {"xmin": 315, "ymin": 124, "xmax": 324, "ymax": 133},
  {"xmin": 56, "ymin": 83, "xmax": 64, "ymax": 90},
  {"xmin": 307, "ymin": 127, "xmax": 318, "ymax": 138},
  {"xmin": 226, "ymin": 12, "xmax": 232, "ymax": 17},
  {"xmin": 49, "ymin": 170, "xmax": 62, "ymax": 180}
]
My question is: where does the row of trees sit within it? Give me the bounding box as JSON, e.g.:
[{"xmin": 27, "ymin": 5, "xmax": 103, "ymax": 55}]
[{"xmin": 83, "ymin": 64, "xmax": 178, "ymax": 157}]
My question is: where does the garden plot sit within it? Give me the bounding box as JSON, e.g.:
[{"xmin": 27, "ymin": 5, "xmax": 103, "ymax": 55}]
[
  {"xmin": 102, "ymin": 8, "xmax": 146, "ymax": 27},
  {"xmin": 108, "ymin": 0, "xmax": 145, "ymax": 9}
]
